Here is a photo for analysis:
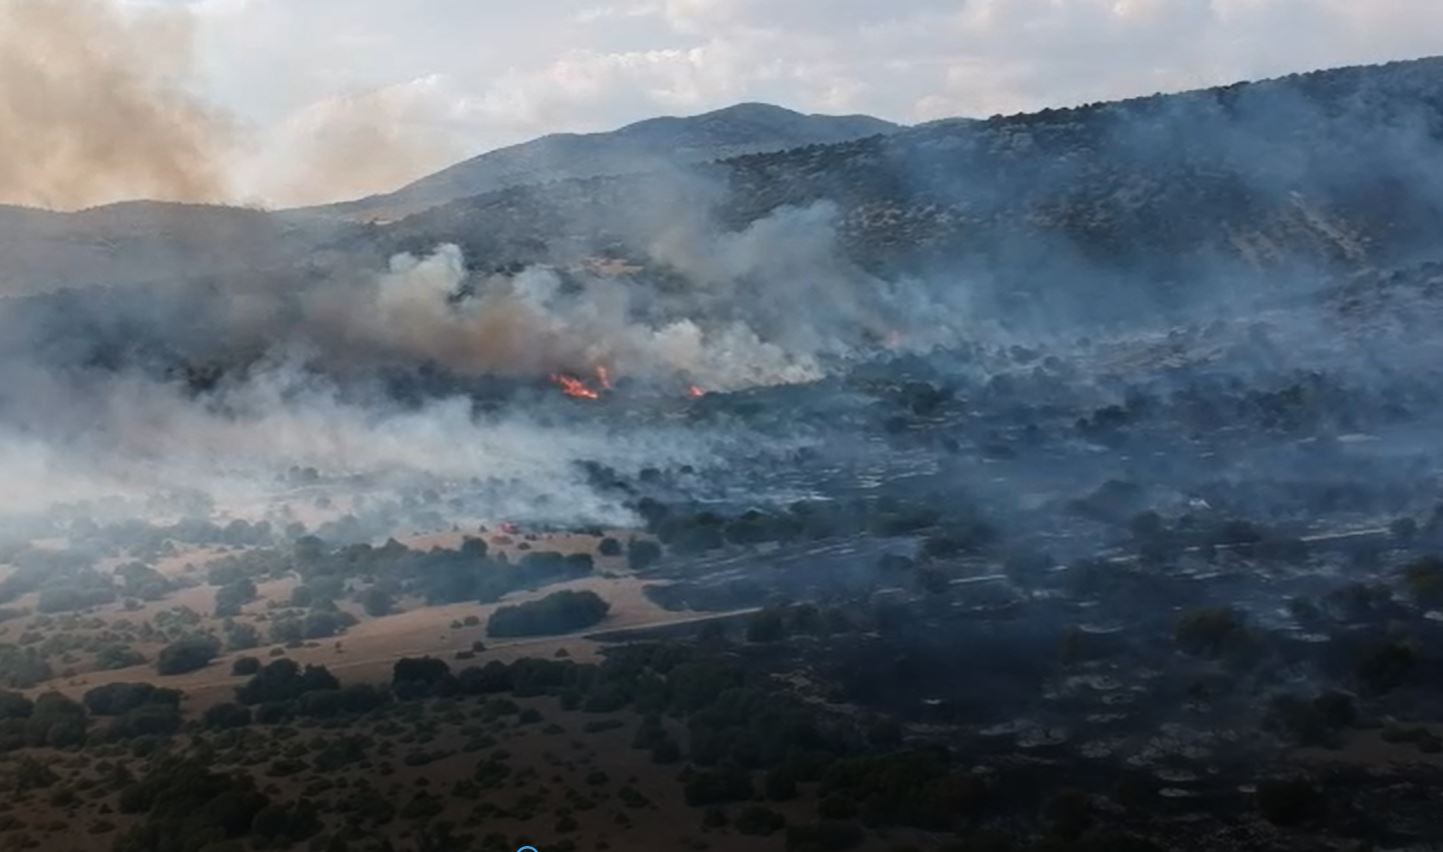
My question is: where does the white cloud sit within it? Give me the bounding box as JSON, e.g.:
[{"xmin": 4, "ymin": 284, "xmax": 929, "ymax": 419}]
[
  {"xmin": 72, "ymin": 0, "xmax": 1443, "ymax": 204},
  {"xmin": 235, "ymin": 75, "xmax": 470, "ymax": 207}
]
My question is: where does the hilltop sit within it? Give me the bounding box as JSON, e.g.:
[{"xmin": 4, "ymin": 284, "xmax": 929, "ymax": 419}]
[
  {"xmin": 306, "ymin": 102, "xmax": 899, "ymax": 222},
  {"xmin": 371, "ymin": 56, "xmax": 1443, "ymax": 323}
]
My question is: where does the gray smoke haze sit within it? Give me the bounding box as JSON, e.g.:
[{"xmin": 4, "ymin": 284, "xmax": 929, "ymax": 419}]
[
  {"xmin": 0, "ymin": 198, "xmax": 874, "ymax": 527},
  {"xmin": 0, "ymin": 0, "xmax": 232, "ymax": 210},
  {"xmin": 306, "ymin": 203, "xmax": 932, "ymax": 391},
  {"xmin": 3, "ymin": 54, "xmax": 1442, "ymax": 541},
  {"xmin": 0, "ymin": 354, "xmax": 731, "ymax": 528}
]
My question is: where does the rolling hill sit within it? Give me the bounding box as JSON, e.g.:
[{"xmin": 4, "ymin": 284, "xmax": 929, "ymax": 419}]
[{"xmin": 306, "ymin": 102, "xmax": 899, "ymax": 222}]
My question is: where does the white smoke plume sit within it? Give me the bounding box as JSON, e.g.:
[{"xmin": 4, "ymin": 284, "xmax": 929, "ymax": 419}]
[
  {"xmin": 293, "ymin": 201, "xmax": 959, "ymax": 391},
  {"xmin": 0, "ymin": 354, "xmax": 737, "ymax": 528},
  {"xmin": 0, "ymin": 182, "xmax": 954, "ymax": 529}
]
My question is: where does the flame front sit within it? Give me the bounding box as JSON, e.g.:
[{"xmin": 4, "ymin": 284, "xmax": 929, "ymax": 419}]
[
  {"xmin": 687, "ymin": 384, "xmax": 707, "ymax": 399},
  {"xmin": 551, "ymin": 373, "xmax": 601, "ymax": 400},
  {"xmin": 595, "ymin": 365, "xmax": 614, "ymax": 390}
]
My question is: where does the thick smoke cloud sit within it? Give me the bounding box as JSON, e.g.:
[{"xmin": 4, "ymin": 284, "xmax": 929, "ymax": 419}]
[
  {"xmin": 0, "ymin": 0, "xmax": 232, "ymax": 210},
  {"xmin": 5, "ymin": 45, "xmax": 1438, "ymax": 539},
  {"xmin": 0, "ymin": 194, "xmax": 894, "ymax": 526},
  {"xmin": 0, "ymin": 355, "xmax": 719, "ymax": 528},
  {"xmin": 0, "ymin": 0, "xmax": 471, "ymax": 211},
  {"xmin": 313, "ymin": 203, "xmax": 901, "ymax": 390}
]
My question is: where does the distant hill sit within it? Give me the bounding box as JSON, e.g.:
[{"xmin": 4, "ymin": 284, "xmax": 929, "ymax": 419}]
[
  {"xmin": 7, "ymin": 58, "xmax": 1443, "ymax": 315},
  {"xmin": 0, "ymin": 103, "xmax": 893, "ymax": 293},
  {"xmin": 373, "ymin": 56, "xmax": 1443, "ymax": 320},
  {"xmin": 0, "ymin": 201, "xmax": 340, "ymax": 294},
  {"xmin": 307, "ymin": 103, "xmax": 899, "ymax": 221}
]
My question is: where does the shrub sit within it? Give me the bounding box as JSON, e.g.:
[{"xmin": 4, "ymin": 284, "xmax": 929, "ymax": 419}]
[
  {"xmin": 0, "ymin": 690, "xmax": 33, "ymax": 720},
  {"xmin": 1173, "ymin": 608, "xmax": 1249, "ymax": 658},
  {"xmin": 627, "ymin": 539, "xmax": 662, "ymax": 570},
  {"xmin": 0, "ymin": 646, "xmax": 51, "ymax": 688},
  {"xmin": 155, "ymin": 636, "xmax": 221, "ymax": 676},
  {"xmin": 764, "ymin": 767, "xmax": 798, "ymax": 801},
  {"xmin": 785, "ymin": 821, "xmax": 863, "ymax": 851},
  {"xmin": 819, "ymin": 748, "xmax": 983, "ymax": 831},
  {"xmin": 361, "ymin": 586, "xmax": 395, "ymax": 617},
  {"xmin": 1353, "ymin": 641, "xmax": 1418, "ymax": 695},
  {"xmin": 231, "ymin": 657, "xmax": 261, "ymax": 676},
  {"xmin": 1403, "ymin": 556, "xmax": 1443, "ymax": 607},
  {"xmin": 204, "ymin": 703, "xmax": 253, "ymax": 730},
  {"xmin": 1256, "ymin": 778, "xmax": 1321, "ymax": 826},
  {"xmin": 235, "ymin": 659, "xmax": 339, "ymax": 705},
  {"xmin": 746, "ymin": 609, "xmax": 786, "ymax": 643},
  {"xmin": 225, "ymin": 622, "xmax": 260, "ymax": 652},
  {"xmin": 214, "ymin": 579, "xmax": 257, "ymax": 617},
  {"xmin": 83, "ymin": 682, "xmax": 181, "ymax": 716},
  {"xmin": 37, "ymin": 584, "xmax": 115, "ymax": 614},
  {"xmin": 735, "ymin": 805, "xmax": 786, "ymax": 836},
  {"xmin": 95, "ymin": 644, "xmax": 147, "ymax": 671},
  {"xmin": 105, "ymin": 704, "xmax": 182, "ymax": 740},
  {"xmin": 392, "ymin": 657, "xmax": 457, "ymax": 699},
  {"xmin": 486, "ymin": 590, "xmax": 610, "ymax": 637},
  {"xmin": 113, "ymin": 757, "xmax": 270, "ymax": 850},
  {"xmin": 684, "ymin": 767, "xmax": 754, "ymax": 806}
]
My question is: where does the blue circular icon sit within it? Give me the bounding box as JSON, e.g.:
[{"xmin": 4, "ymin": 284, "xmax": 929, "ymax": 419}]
[{"xmin": 517, "ymin": 847, "xmax": 539, "ymax": 852}]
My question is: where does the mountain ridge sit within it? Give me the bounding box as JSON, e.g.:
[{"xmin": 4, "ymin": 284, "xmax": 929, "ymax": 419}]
[
  {"xmin": 361, "ymin": 54, "xmax": 1443, "ymax": 323},
  {"xmin": 303, "ymin": 102, "xmax": 899, "ymax": 221},
  {"xmin": 4, "ymin": 56, "xmax": 1442, "ymax": 299}
]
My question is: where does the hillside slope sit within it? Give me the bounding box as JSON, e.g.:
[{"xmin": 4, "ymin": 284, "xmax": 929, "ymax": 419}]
[
  {"xmin": 309, "ymin": 102, "xmax": 898, "ymax": 221},
  {"xmin": 374, "ymin": 56, "xmax": 1443, "ymax": 320}
]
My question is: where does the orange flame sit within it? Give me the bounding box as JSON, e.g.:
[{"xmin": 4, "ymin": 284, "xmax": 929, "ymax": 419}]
[
  {"xmin": 687, "ymin": 384, "xmax": 707, "ymax": 399},
  {"xmin": 595, "ymin": 365, "xmax": 614, "ymax": 390},
  {"xmin": 551, "ymin": 373, "xmax": 601, "ymax": 400}
]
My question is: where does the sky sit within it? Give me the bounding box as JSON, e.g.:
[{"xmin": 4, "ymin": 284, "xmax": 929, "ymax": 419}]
[{"xmin": 11, "ymin": 0, "xmax": 1443, "ymax": 208}]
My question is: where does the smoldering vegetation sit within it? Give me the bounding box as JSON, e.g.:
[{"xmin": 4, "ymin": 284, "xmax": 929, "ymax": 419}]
[{"xmin": 1, "ymin": 56, "xmax": 1443, "ymax": 852}]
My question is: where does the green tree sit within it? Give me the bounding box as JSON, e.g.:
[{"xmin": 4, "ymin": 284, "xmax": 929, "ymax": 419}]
[{"xmin": 156, "ymin": 636, "xmax": 221, "ymax": 675}]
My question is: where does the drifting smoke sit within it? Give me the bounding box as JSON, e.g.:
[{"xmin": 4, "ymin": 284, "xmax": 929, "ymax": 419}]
[
  {"xmin": 0, "ymin": 0, "xmax": 231, "ymax": 210},
  {"xmin": 315, "ymin": 239, "xmax": 829, "ymax": 391},
  {"xmin": 0, "ymin": 355, "xmax": 726, "ymax": 527},
  {"xmin": 0, "ymin": 0, "xmax": 469, "ymax": 210},
  {"xmin": 241, "ymin": 79, "xmax": 468, "ymax": 208},
  {"xmin": 297, "ymin": 201, "xmax": 957, "ymax": 391},
  {"xmin": 0, "ymin": 199, "xmax": 886, "ymax": 525}
]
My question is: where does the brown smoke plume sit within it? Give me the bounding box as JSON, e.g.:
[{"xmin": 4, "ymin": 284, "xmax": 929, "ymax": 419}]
[{"xmin": 0, "ymin": 0, "xmax": 230, "ymax": 210}]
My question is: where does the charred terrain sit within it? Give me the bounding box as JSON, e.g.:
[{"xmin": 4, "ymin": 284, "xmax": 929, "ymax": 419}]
[{"xmin": 2, "ymin": 58, "xmax": 1443, "ymax": 852}]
